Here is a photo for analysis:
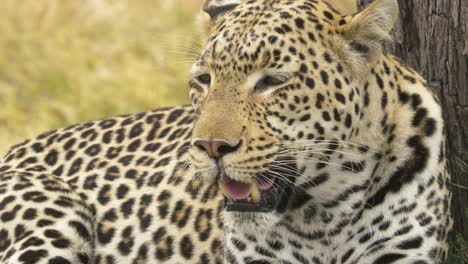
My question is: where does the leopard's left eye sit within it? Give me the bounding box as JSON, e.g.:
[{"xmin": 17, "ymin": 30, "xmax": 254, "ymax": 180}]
[{"xmin": 255, "ymin": 75, "xmax": 289, "ymax": 92}]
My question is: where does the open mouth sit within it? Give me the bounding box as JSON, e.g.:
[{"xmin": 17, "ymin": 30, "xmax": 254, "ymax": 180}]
[{"xmin": 218, "ymin": 169, "xmax": 280, "ymax": 213}]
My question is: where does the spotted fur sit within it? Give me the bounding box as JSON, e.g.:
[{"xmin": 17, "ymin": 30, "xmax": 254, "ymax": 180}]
[{"xmin": 0, "ymin": 0, "xmax": 452, "ymax": 263}]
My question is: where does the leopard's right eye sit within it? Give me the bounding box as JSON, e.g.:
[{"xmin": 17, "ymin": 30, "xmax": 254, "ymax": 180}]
[{"xmin": 196, "ymin": 74, "xmax": 212, "ymax": 86}]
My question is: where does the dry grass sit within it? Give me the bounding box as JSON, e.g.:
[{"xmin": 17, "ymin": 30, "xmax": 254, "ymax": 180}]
[{"xmin": 0, "ymin": 0, "xmax": 204, "ymax": 155}]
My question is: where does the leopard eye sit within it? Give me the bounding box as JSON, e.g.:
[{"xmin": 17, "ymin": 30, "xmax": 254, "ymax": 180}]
[
  {"xmin": 255, "ymin": 75, "xmax": 289, "ymax": 92},
  {"xmin": 196, "ymin": 74, "xmax": 211, "ymax": 86}
]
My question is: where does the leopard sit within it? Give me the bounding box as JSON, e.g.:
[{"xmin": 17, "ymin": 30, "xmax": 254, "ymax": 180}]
[{"xmin": 0, "ymin": 0, "xmax": 452, "ymax": 263}]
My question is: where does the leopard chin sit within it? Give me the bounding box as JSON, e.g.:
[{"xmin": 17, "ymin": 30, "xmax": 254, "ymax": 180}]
[{"xmin": 222, "ymin": 210, "xmax": 282, "ymax": 235}]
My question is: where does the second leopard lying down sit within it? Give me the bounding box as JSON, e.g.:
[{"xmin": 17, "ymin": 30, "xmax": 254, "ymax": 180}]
[{"xmin": 0, "ymin": 0, "xmax": 452, "ymax": 263}]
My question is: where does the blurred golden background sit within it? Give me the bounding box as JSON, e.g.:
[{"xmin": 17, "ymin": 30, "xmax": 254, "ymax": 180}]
[{"xmin": 0, "ymin": 0, "xmax": 204, "ymax": 154}]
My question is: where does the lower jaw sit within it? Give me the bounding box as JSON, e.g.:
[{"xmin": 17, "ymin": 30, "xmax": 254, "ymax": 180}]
[{"xmin": 224, "ymin": 188, "xmax": 281, "ymax": 213}]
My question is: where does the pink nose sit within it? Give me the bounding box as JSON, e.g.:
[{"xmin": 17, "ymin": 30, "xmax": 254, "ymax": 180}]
[{"xmin": 193, "ymin": 139, "xmax": 240, "ymax": 158}]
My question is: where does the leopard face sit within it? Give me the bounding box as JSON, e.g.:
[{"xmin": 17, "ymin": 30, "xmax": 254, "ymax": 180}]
[{"xmin": 188, "ymin": 0, "xmax": 382, "ymax": 231}]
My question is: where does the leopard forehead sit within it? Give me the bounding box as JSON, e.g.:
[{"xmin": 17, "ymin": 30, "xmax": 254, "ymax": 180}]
[{"xmin": 197, "ymin": 0, "xmax": 347, "ymax": 77}]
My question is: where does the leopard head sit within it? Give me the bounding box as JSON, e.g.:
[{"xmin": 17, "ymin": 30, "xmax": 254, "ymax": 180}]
[{"xmin": 189, "ymin": 0, "xmax": 398, "ymax": 231}]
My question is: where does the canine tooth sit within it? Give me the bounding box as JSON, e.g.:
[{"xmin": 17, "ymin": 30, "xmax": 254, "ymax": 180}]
[
  {"xmin": 250, "ymin": 184, "xmax": 261, "ymax": 203},
  {"xmin": 219, "ymin": 182, "xmax": 234, "ymax": 201}
]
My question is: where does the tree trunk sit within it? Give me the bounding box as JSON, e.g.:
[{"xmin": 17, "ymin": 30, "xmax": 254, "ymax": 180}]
[{"xmin": 358, "ymin": 0, "xmax": 468, "ymax": 241}]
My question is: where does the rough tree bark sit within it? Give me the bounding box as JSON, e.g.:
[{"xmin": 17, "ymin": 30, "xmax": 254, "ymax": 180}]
[{"xmin": 357, "ymin": 0, "xmax": 468, "ymax": 240}]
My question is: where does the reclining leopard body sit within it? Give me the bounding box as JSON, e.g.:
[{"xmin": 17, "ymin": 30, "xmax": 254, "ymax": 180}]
[{"xmin": 0, "ymin": 0, "xmax": 452, "ymax": 263}]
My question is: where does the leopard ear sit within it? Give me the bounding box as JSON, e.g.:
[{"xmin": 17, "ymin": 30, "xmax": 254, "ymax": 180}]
[
  {"xmin": 324, "ymin": 0, "xmax": 357, "ymax": 15},
  {"xmin": 340, "ymin": 0, "xmax": 398, "ymax": 54},
  {"xmin": 202, "ymin": 0, "xmax": 241, "ymax": 20},
  {"xmin": 197, "ymin": 0, "xmax": 241, "ymax": 37}
]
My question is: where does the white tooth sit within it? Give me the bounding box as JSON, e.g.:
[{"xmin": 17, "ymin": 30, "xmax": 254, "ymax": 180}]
[
  {"xmin": 219, "ymin": 181, "xmax": 234, "ymax": 201},
  {"xmin": 250, "ymin": 184, "xmax": 261, "ymax": 203}
]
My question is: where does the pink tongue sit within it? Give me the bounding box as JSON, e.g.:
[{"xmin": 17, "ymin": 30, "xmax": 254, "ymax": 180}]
[{"xmin": 222, "ymin": 176, "xmax": 252, "ymax": 200}]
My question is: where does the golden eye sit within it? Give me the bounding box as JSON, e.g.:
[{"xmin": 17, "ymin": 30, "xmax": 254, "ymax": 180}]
[
  {"xmin": 255, "ymin": 75, "xmax": 288, "ymax": 91},
  {"xmin": 196, "ymin": 74, "xmax": 211, "ymax": 85}
]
